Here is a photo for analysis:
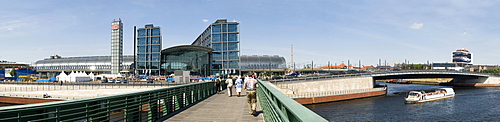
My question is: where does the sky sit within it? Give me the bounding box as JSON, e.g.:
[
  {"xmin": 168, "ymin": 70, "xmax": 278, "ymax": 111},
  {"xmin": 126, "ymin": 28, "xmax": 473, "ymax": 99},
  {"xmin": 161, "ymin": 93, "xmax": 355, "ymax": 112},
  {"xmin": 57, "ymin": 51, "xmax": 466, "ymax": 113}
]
[{"xmin": 1, "ymin": 0, "xmax": 500, "ymax": 68}]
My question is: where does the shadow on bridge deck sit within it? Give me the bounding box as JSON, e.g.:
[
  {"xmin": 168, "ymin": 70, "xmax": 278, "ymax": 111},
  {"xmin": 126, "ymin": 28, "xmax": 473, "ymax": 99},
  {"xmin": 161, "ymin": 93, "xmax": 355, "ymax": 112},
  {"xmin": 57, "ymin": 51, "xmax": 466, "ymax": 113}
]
[{"xmin": 160, "ymin": 88, "xmax": 264, "ymax": 121}]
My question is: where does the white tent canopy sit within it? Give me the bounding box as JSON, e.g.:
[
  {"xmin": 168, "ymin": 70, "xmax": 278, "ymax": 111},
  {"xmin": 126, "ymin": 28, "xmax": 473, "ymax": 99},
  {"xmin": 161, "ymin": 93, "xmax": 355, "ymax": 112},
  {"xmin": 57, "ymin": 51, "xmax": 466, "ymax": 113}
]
[{"xmin": 56, "ymin": 71, "xmax": 93, "ymax": 82}]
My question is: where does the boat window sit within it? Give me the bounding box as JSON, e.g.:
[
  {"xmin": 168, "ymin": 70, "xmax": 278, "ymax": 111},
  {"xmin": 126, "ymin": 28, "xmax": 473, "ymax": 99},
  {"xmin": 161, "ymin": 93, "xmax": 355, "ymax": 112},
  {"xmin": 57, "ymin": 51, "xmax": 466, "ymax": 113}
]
[{"xmin": 409, "ymin": 93, "xmax": 419, "ymax": 96}]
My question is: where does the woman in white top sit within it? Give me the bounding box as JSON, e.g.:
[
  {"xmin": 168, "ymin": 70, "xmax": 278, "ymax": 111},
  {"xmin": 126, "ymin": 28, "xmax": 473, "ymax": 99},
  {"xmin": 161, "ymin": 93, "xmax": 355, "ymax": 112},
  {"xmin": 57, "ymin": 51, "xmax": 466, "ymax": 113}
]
[
  {"xmin": 226, "ymin": 77, "xmax": 234, "ymax": 97},
  {"xmin": 235, "ymin": 77, "xmax": 244, "ymax": 97}
]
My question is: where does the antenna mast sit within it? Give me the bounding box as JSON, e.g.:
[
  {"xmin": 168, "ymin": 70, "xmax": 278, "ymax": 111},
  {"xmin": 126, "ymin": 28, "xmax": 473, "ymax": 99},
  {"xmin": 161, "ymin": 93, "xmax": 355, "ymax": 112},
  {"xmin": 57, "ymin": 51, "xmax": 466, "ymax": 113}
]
[{"xmin": 291, "ymin": 45, "xmax": 294, "ymax": 70}]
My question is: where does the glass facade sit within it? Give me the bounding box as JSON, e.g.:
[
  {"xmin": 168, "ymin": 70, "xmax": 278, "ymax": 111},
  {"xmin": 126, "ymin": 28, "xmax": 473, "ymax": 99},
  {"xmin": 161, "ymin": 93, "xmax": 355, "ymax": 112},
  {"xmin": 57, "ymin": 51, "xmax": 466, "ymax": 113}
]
[
  {"xmin": 111, "ymin": 19, "xmax": 123, "ymax": 74},
  {"xmin": 160, "ymin": 45, "xmax": 213, "ymax": 76},
  {"xmin": 191, "ymin": 19, "xmax": 240, "ymax": 75},
  {"xmin": 239, "ymin": 55, "xmax": 287, "ymax": 69},
  {"xmin": 136, "ymin": 24, "xmax": 162, "ymax": 76}
]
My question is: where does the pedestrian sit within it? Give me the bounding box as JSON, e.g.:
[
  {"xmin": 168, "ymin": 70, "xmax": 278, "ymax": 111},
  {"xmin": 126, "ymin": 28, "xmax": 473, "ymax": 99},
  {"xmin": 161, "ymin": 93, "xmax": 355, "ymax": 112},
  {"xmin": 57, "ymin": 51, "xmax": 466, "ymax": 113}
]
[
  {"xmin": 226, "ymin": 76, "xmax": 234, "ymax": 97},
  {"xmin": 243, "ymin": 76, "xmax": 259, "ymax": 115},
  {"xmin": 235, "ymin": 76, "xmax": 244, "ymax": 97},
  {"xmin": 215, "ymin": 76, "xmax": 221, "ymax": 93}
]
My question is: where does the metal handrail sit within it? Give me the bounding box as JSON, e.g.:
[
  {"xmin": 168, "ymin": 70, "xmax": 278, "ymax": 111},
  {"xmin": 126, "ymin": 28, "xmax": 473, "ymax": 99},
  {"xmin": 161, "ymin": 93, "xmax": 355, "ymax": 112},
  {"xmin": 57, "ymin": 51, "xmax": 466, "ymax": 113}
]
[
  {"xmin": 257, "ymin": 79, "xmax": 328, "ymax": 122},
  {"xmin": 0, "ymin": 81, "xmax": 218, "ymax": 122}
]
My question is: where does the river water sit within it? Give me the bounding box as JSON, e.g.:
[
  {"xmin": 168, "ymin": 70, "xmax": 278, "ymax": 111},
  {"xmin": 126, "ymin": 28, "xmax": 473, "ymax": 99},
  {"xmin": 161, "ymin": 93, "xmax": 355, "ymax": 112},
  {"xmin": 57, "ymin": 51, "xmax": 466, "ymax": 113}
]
[{"xmin": 306, "ymin": 83, "xmax": 500, "ymax": 121}]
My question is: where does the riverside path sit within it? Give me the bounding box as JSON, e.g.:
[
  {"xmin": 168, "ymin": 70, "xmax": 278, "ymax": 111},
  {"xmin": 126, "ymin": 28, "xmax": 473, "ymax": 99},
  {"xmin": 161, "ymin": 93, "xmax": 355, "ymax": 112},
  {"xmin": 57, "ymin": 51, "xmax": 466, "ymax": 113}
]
[{"xmin": 162, "ymin": 88, "xmax": 264, "ymax": 121}]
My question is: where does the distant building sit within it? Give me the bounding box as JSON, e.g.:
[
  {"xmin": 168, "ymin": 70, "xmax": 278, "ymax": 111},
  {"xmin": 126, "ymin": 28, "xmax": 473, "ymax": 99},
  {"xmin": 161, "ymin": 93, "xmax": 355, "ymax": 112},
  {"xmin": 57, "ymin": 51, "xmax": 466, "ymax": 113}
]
[
  {"xmin": 192, "ymin": 19, "xmax": 240, "ymax": 75},
  {"xmin": 33, "ymin": 55, "xmax": 134, "ymax": 78},
  {"xmin": 432, "ymin": 63, "xmax": 464, "ymax": 71},
  {"xmin": 452, "ymin": 48, "xmax": 472, "ymax": 64},
  {"xmin": 136, "ymin": 24, "xmax": 162, "ymax": 76},
  {"xmin": 111, "ymin": 19, "xmax": 123, "ymax": 74},
  {"xmin": 239, "ymin": 55, "xmax": 286, "ymax": 69}
]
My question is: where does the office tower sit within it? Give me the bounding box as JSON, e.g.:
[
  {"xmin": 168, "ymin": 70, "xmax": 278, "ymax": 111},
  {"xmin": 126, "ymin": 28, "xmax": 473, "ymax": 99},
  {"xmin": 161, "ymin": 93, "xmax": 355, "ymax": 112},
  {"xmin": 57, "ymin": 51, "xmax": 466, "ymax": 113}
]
[
  {"xmin": 192, "ymin": 19, "xmax": 240, "ymax": 75},
  {"xmin": 452, "ymin": 48, "xmax": 473, "ymax": 64},
  {"xmin": 111, "ymin": 19, "xmax": 123, "ymax": 74},
  {"xmin": 136, "ymin": 24, "xmax": 162, "ymax": 76}
]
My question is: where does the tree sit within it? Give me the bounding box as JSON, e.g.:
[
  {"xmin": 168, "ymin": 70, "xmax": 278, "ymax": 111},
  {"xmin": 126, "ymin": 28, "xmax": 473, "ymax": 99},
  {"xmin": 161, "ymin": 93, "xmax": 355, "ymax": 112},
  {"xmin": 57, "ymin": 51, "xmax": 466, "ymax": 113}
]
[
  {"xmin": 9, "ymin": 69, "xmax": 16, "ymax": 77},
  {"xmin": 481, "ymin": 68, "xmax": 500, "ymax": 75}
]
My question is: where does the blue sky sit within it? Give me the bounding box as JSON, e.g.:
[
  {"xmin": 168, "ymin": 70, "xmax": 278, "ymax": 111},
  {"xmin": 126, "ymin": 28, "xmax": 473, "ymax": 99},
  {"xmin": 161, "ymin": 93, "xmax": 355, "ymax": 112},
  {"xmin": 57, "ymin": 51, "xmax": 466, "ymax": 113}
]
[{"xmin": 1, "ymin": 0, "xmax": 499, "ymax": 67}]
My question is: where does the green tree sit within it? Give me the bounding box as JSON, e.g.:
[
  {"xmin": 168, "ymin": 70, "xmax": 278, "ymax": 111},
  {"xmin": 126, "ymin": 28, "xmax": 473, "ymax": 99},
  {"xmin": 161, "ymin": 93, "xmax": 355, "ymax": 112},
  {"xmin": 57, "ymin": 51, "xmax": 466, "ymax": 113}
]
[
  {"xmin": 481, "ymin": 68, "xmax": 500, "ymax": 75},
  {"xmin": 9, "ymin": 69, "xmax": 16, "ymax": 77},
  {"xmin": 410, "ymin": 64, "xmax": 424, "ymax": 69}
]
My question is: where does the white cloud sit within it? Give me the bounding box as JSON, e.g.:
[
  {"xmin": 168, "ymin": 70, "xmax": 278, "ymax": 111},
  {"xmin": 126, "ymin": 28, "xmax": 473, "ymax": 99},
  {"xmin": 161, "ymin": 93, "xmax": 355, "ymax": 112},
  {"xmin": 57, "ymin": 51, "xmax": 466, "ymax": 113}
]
[
  {"xmin": 202, "ymin": 19, "xmax": 209, "ymax": 23},
  {"xmin": 409, "ymin": 23, "xmax": 423, "ymax": 29},
  {"xmin": 462, "ymin": 32, "xmax": 467, "ymax": 35},
  {"xmin": 0, "ymin": 20, "xmax": 37, "ymax": 32}
]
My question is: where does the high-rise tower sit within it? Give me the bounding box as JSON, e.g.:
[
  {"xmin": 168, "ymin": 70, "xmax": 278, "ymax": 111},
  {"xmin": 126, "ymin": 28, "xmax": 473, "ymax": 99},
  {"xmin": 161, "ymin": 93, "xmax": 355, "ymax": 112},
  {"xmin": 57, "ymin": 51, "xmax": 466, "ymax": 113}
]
[
  {"xmin": 192, "ymin": 19, "xmax": 240, "ymax": 75},
  {"xmin": 111, "ymin": 19, "xmax": 123, "ymax": 74},
  {"xmin": 136, "ymin": 24, "xmax": 162, "ymax": 76},
  {"xmin": 452, "ymin": 48, "xmax": 473, "ymax": 64}
]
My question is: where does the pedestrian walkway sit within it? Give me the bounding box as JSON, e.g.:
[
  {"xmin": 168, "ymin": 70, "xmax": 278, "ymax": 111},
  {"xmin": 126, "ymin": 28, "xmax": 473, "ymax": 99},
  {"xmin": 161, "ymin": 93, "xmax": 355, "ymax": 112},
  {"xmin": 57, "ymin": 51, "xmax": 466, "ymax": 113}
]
[{"xmin": 163, "ymin": 88, "xmax": 264, "ymax": 121}]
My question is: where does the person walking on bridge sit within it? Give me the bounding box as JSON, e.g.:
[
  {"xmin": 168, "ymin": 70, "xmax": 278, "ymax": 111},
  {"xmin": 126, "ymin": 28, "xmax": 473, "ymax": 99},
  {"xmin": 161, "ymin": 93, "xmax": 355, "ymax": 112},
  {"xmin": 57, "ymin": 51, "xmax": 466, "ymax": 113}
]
[
  {"xmin": 215, "ymin": 76, "xmax": 221, "ymax": 93},
  {"xmin": 226, "ymin": 76, "xmax": 234, "ymax": 97},
  {"xmin": 235, "ymin": 76, "xmax": 244, "ymax": 97},
  {"xmin": 243, "ymin": 76, "xmax": 259, "ymax": 115}
]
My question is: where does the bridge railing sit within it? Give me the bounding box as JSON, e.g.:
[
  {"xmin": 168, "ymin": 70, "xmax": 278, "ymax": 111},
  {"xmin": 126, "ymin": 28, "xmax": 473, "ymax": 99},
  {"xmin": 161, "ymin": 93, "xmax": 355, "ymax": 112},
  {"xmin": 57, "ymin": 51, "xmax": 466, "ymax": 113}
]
[
  {"xmin": 0, "ymin": 81, "xmax": 218, "ymax": 122},
  {"xmin": 257, "ymin": 79, "xmax": 328, "ymax": 122}
]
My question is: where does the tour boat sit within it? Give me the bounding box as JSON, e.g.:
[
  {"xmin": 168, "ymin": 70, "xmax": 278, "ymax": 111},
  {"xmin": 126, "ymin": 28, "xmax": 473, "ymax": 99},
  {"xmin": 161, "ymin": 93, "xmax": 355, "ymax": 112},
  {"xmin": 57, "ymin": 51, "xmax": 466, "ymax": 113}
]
[{"xmin": 405, "ymin": 88, "xmax": 455, "ymax": 103}]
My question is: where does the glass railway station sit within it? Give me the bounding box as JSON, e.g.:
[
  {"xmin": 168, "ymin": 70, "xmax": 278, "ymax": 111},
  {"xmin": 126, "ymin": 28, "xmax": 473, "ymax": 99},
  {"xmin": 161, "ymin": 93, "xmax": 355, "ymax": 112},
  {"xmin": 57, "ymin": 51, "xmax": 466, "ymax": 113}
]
[
  {"xmin": 33, "ymin": 53, "xmax": 287, "ymax": 78},
  {"xmin": 32, "ymin": 19, "xmax": 287, "ymax": 78}
]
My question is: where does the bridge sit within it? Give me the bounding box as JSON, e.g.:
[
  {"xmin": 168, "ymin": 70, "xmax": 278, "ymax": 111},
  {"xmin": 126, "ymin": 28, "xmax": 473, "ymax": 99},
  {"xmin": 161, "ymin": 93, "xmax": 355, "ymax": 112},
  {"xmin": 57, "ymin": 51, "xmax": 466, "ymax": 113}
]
[
  {"xmin": 1, "ymin": 70, "xmax": 498, "ymax": 121},
  {"xmin": 0, "ymin": 80, "xmax": 328, "ymax": 122},
  {"xmin": 369, "ymin": 71, "xmax": 500, "ymax": 86}
]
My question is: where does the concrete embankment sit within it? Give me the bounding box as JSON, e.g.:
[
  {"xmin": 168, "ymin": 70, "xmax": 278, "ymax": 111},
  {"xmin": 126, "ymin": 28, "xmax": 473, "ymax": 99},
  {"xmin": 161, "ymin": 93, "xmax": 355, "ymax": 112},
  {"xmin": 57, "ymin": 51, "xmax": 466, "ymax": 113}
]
[
  {"xmin": 269, "ymin": 77, "xmax": 386, "ymax": 104},
  {"xmin": 293, "ymin": 90, "xmax": 386, "ymax": 104}
]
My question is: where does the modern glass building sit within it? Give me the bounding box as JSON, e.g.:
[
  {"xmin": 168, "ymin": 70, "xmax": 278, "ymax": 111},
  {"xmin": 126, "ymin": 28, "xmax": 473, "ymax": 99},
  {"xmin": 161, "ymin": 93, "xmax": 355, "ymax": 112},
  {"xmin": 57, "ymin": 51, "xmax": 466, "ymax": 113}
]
[
  {"xmin": 111, "ymin": 19, "xmax": 123, "ymax": 74},
  {"xmin": 33, "ymin": 55, "xmax": 134, "ymax": 78},
  {"xmin": 136, "ymin": 24, "xmax": 162, "ymax": 76},
  {"xmin": 191, "ymin": 19, "xmax": 239, "ymax": 75},
  {"xmin": 160, "ymin": 45, "xmax": 213, "ymax": 77}
]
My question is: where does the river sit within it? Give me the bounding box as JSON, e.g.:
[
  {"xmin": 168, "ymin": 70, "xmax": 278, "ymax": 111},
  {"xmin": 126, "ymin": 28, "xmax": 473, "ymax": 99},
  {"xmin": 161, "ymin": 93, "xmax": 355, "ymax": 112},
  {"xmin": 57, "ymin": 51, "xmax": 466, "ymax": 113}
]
[{"xmin": 306, "ymin": 83, "xmax": 500, "ymax": 121}]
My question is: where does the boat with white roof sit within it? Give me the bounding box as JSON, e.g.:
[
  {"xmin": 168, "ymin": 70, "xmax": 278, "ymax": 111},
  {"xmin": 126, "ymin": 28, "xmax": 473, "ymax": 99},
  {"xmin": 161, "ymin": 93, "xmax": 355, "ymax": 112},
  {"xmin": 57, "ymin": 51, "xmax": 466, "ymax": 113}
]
[{"xmin": 405, "ymin": 88, "xmax": 455, "ymax": 103}]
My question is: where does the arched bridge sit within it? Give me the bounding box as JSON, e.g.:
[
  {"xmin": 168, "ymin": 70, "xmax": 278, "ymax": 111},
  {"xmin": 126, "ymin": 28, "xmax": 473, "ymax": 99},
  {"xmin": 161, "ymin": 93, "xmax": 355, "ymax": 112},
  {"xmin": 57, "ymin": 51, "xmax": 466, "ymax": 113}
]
[{"xmin": 370, "ymin": 71, "xmax": 500, "ymax": 85}]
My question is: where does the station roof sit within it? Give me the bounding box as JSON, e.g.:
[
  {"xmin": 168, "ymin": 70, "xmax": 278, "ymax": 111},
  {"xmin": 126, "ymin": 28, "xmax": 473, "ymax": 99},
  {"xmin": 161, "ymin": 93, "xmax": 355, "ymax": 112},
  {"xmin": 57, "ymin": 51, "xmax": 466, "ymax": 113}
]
[
  {"xmin": 34, "ymin": 55, "xmax": 134, "ymax": 65},
  {"xmin": 240, "ymin": 55, "xmax": 286, "ymax": 64},
  {"xmin": 161, "ymin": 45, "xmax": 214, "ymax": 54}
]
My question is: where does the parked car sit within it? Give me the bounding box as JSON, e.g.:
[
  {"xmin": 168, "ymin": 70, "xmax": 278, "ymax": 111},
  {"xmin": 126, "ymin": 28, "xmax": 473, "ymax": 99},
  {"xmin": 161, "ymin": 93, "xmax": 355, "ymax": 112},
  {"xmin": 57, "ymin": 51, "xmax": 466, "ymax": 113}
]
[
  {"xmin": 271, "ymin": 75, "xmax": 283, "ymax": 80},
  {"xmin": 285, "ymin": 73, "xmax": 301, "ymax": 79}
]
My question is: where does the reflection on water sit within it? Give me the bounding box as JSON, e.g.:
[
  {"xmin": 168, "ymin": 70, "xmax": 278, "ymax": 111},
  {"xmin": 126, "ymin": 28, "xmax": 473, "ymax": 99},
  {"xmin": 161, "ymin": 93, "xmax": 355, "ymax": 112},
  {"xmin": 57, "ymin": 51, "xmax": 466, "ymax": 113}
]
[{"xmin": 306, "ymin": 83, "xmax": 500, "ymax": 121}]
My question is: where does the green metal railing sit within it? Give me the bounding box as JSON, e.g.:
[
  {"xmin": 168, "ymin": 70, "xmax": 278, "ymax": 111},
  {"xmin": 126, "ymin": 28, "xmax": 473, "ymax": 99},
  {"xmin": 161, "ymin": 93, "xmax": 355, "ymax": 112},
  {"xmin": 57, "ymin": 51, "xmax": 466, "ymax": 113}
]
[
  {"xmin": 257, "ymin": 79, "xmax": 328, "ymax": 122},
  {"xmin": 0, "ymin": 81, "xmax": 219, "ymax": 122}
]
